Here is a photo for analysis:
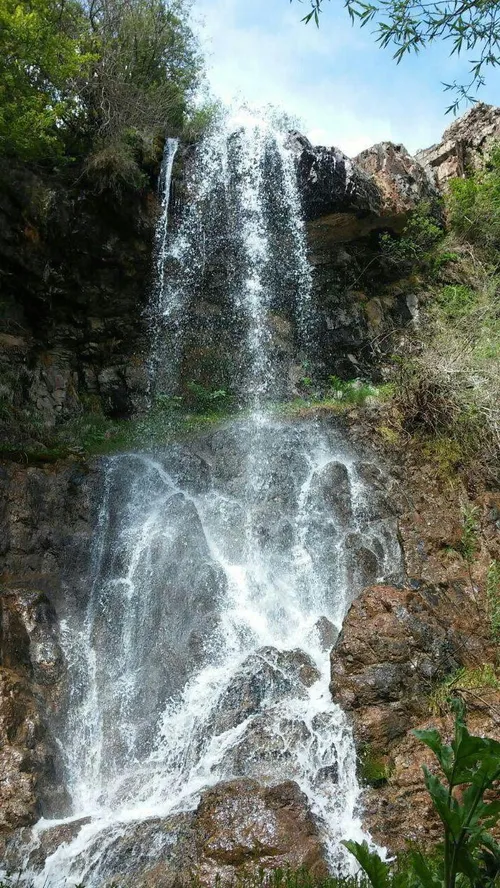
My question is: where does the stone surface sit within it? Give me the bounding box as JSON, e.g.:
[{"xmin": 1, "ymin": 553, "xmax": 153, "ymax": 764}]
[
  {"xmin": 330, "ymin": 577, "xmax": 499, "ymax": 851},
  {"xmin": 2, "ymin": 780, "xmax": 328, "ymax": 885},
  {"xmin": 0, "ymin": 591, "xmax": 69, "ymax": 832},
  {"xmin": 355, "ymin": 142, "xmax": 439, "ymax": 223},
  {"xmin": 416, "ymin": 102, "xmax": 500, "ymax": 186}
]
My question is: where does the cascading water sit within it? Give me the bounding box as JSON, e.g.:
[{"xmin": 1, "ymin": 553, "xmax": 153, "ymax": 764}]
[{"xmin": 16, "ymin": 110, "xmax": 402, "ymax": 886}]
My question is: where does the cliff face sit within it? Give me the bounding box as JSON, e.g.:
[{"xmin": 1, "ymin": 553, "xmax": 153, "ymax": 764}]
[
  {"xmin": 0, "ymin": 105, "xmax": 499, "ymax": 871},
  {"xmin": 0, "ymin": 165, "xmax": 156, "ymax": 448}
]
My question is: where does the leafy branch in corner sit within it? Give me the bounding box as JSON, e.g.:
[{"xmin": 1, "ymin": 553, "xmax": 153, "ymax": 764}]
[{"xmin": 293, "ymin": 0, "xmax": 500, "ymax": 109}]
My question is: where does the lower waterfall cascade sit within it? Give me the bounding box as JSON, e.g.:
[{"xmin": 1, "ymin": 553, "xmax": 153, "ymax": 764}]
[{"xmin": 5, "ymin": 110, "xmax": 404, "ymax": 886}]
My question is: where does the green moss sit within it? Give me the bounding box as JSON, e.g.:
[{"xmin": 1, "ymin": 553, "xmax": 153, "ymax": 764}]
[{"xmin": 358, "ymin": 747, "xmax": 394, "ymax": 788}]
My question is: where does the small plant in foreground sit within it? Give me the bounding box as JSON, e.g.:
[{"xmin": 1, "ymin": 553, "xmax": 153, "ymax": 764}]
[{"xmin": 344, "ymin": 700, "xmax": 500, "ymax": 888}]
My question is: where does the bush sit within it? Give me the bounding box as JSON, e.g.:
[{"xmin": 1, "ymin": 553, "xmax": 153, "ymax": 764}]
[
  {"xmin": 345, "ymin": 701, "xmax": 500, "ymax": 888},
  {"xmin": 380, "ymin": 202, "xmax": 444, "ymax": 270},
  {"xmin": 447, "ymin": 146, "xmax": 500, "ymax": 250}
]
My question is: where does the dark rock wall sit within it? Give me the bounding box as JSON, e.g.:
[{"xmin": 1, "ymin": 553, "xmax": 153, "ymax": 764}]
[{"xmin": 0, "ymin": 164, "xmax": 156, "ymax": 442}]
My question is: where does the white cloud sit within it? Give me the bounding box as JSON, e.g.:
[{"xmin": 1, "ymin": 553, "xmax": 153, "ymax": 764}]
[{"xmin": 191, "ymin": 0, "xmax": 487, "ymax": 156}]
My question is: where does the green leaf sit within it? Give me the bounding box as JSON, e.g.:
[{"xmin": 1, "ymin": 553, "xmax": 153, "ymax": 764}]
[
  {"xmin": 413, "ymin": 728, "xmax": 454, "ymax": 779},
  {"xmin": 342, "ymin": 840, "xmax": 391, "ymax": 888},
  {"xmin": 422, "ymin": 767, "xmax": 462, "ymax": 839},
  {"xmin": 409, "ymin": 851, "xmax": 442, "ymax": 888}
]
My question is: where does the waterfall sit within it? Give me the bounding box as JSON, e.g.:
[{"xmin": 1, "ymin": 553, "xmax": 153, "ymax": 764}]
[{"xmin": 20, "ymin": 110, "xmax": 402, "ymax": 887}]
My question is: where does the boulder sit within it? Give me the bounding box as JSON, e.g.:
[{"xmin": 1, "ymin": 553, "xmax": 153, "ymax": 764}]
[
  {"xmin": 195, "ymin": 779, "xmax": 329, "ymax": 882},
  {"xmin": 4, "ymin": 780, "xmax": 328, "ymax": 886},
  {"xmin": 290, "ymin": 132, "xmax": 437, "ymax": 243},
  {"xmin": 355, "ymin": 142, "xmax": 439, "ymax": 222},
  {"xmin": 330, "ymin": 580, "xmax": 499, "ymax": 852},
  {"xmin": 330, "ymin": 582, "xmax": 491, "ymax": 739},
  {"xmin": 209, "ymin": 647, "xmax": 320, "ymax": 735}
]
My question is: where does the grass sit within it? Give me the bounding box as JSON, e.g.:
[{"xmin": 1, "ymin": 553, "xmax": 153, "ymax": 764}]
[
  {"xmin": 0, "ymin": 376, "xmax": 393, "ymax": 464},
  {"xmin": 429, "ymin": 664, "xmax": 500, "ymax": 715}
]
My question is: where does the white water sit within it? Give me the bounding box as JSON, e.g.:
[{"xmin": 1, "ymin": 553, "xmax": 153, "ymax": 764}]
[{"xmin": 17, "ymin": 111, "xmax": 402, "ymax": 886}]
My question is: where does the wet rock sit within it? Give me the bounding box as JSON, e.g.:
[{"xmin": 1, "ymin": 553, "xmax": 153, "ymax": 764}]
[
  {"xmin": 309, "ymin": 461, "xmax": 352, "ymax": 526},
  {"xmin": 10, "ymin": 780, "xmax": 328, "ymax": 886},
  {"xmin": 210, "ymin": 647, "xmax": 320, "ymax": 735},
  {"xmin": 0, "ymin": 668, "xmax": 68, "ymax": 831},
  {"xmin": 195, "ymin": 779, "xmax": 329, "ymax": 881},
  {"xmin": 218, "ymin": 711, "xmax": 312, "ymax": 782},
  {"xmin": 314, "ymin": 616, "xmax": 339, "ymax": 651}
]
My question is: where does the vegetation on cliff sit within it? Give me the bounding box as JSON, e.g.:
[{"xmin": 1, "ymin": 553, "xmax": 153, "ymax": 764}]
[{"xmin": 0, "ymin": 0, "xmax": 202, "ymax": 183}]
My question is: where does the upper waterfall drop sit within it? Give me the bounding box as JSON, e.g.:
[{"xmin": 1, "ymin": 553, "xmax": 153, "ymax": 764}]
[
  {"xmin": 148, "ymin": 108, "xmax": 313, "ymax": 411},
  {"xmin": 13, "ymin": 109, "xmax": 403, "ymax": 888}
]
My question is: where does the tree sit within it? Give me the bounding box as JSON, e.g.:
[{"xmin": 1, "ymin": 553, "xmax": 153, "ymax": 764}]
[
  {"xmin": 295, "ymin": 0, "xmax": 500, "ymax": 111},
  {"xmin": 0, "ymin": 0, "xmax": 92, "ymax": 160},
  {"xmin": 0, "ymin": 0, "xmax": 202, "ymax": 170}
]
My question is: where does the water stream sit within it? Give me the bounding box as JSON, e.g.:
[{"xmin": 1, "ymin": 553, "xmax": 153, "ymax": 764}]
[{"xmin": 20, "ymin": 110, "xmax": 402, "ymax": 886}]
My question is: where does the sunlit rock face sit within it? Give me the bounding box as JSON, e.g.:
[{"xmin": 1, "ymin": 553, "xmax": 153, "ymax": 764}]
[{"xmin": 416, "ymin": 102, "xmax": 500, "ymax": 186}]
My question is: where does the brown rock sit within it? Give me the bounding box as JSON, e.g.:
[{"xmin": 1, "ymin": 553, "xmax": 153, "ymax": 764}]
[
  {"xmin": 417, "ymin": 103, "xmax": 500, "ymax": 187},
  {"xmin": 356, "ymin": 142, "xmax": 439, "ymax": 224},
  {"xmin": 195, "ymin": 779, "xmax": 329, "ymax": 883}
]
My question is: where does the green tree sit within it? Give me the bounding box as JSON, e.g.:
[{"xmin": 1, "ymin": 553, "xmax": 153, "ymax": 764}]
[
  {"xmin": 0, "ymin": 0, "xmax": 92, "ymax": 160},
  {"xmin": 295, "ymin": 0, "xmax": 500, "ymax": 111},
  {"xmin": 0, "ymin": 0, "xmax": 202, "ymax": 169}
]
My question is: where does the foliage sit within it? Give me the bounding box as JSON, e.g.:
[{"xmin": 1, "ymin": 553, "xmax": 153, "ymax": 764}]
[
  {"xmin": 0, "ymin": 0, "xmax": 202, "ymax": 169},
  {"xmin": 429, "ymin": 665, "xmax": 499, "ymax": 715},
  {"xmin": 185, "ymin": 381, "xmax": 232, "ymax": 412},
  {"xmin": 0, "ymin": 0, "xmax": 92, "ymax": 160},
  {"xmin": 387, "ymin": 237, "xmax": 500, "ymax": 483},
  {"xmin": 296, "ymin": 0, "xmax": 500, "ymax": 109},
  {"xmin": 434, "ymin": 286, "xmax": 477, "ymax": 321},
  {"xmin": 447, "ymin": 147, "xmax": 500, "ymax": 250},
  {"xmin": 344, "ymin": 701, "xmax": 500, "ymax": 888},
  {"xmin": 380, "ymin": 203, "xmax": 443, "ymax": 271}
]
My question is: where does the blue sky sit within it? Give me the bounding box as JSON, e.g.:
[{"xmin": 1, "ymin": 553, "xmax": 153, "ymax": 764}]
[{"xmin": 193, "ymin": 0, "xmax": 500, "ymax": 156}]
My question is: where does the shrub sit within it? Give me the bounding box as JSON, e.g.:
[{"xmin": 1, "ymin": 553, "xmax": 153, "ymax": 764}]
[
  {"xmin": 380, "ymin": 202, "xmax": 444, "ymax": 270},
  {"xmin": 447, "ymin": 145, "xmax": 500, "ymax": 250},
  {"xmin": 429, "ymin": 665, "xmax": 499, "ymax": 716}
]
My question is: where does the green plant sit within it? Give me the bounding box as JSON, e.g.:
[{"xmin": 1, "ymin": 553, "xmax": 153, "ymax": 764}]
[
  {"xmin": 434, "ymin": 286, "xmax": 477, "ymax": 321},
  {"xmin": 429, "ymin": 665, "xmax": 500, "ymax": 715},
  {"xmin": 185, "ymin": 381, "xmax": 231, "ymax": 412},
  {"xmin": 344, "ymin": 701, "xmax": 500, "ymax": 888},
  {"xmin": 380, "ymin": 203, "xmax": 443, "ymax": 270},
  {"xmin": 486, "ymin": 560, "xmax": 500, "ymax": 645},
  {"xmin": 447, "ymin": 147, "xmax": 500, "ymax": 251}
]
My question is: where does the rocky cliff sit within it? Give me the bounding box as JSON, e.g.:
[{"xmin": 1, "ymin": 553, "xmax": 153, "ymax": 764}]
[{"xmin": 0, "ymin": 104, "xmax": 499, "ymax": 877}]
